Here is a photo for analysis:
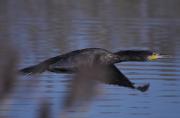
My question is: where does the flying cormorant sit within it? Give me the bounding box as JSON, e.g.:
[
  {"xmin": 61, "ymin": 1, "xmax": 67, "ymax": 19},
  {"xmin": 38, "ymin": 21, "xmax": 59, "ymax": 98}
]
[{"xmin": 19, "ymin": 48, "xmax": 166, "ymax": 92}]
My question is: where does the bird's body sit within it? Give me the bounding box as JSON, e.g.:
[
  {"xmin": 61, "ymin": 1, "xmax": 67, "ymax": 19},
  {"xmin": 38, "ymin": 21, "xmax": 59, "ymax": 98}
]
[
  {"xmin": 20, "ymin": 48, "xmax": 164, "ymax": 92},
  {"xmin": 20, "ymin": 48, "xmax": 120, "ymax": 74}
]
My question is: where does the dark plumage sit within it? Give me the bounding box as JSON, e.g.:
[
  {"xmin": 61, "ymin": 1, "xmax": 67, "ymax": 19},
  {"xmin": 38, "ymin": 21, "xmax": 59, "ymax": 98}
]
[{"xmin": 19, "ymin": 48, "xmax": 164, "ymax": 92}]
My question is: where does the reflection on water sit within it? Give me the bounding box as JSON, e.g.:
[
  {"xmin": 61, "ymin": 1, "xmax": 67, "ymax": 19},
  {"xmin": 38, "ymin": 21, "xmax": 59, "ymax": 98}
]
[{"xmin": 0, "ymin": 0, "xmax": 180, "ymax": 118}]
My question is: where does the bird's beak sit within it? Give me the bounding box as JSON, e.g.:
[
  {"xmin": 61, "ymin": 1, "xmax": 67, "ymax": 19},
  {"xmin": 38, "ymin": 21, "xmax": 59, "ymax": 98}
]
[{"xmin": 148, "ymin": 54, "xmax": 171, "ymax": 61}]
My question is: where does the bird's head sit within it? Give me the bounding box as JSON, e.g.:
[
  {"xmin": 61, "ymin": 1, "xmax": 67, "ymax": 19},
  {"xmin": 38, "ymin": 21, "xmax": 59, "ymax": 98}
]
[{"xmin": 115, "ymin": 50, "xmax": 168, "ymax": 62}]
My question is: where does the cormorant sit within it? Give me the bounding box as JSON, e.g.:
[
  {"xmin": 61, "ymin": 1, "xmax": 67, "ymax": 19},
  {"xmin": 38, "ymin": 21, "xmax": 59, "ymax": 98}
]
[{"xmin": 19, "ymin": 48, "xmax": 166, "ymax": 92}]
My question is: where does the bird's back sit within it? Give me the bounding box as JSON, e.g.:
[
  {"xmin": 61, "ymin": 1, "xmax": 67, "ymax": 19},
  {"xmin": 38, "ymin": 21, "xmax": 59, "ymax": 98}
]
[
  {"xmin": 20, "ymin": 48, "xmax": 115, "ymax": 74},
  {"xmin": 48, "ymin": 48, "xmax": 113, "ymax": 71}
]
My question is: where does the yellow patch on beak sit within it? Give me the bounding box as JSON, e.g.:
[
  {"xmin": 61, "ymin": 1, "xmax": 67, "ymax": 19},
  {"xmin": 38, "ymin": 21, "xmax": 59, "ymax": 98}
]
[{"xmin": 148, "ymin": 53, "xmax": 160, "ymax": 60}]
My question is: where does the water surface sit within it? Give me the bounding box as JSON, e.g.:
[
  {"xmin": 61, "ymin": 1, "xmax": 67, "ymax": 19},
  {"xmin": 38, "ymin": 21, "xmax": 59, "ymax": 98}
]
[{"xmin": 0, "ymin": 0, "xmax": 180, "ymax": 118}]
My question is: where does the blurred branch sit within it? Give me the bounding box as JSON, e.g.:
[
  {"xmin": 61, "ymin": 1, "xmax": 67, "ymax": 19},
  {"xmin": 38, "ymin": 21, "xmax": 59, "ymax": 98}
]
[
  {"xmin": 38, "ymin": 100, "xmax": 51, "ymax": 118},
  {"xmin": 0, "ymin": 41, "xmax": 19, "ymax": 101},
  {"xmin": 61, "ymin": 65, "xmax": 105, "ymax": 118}
]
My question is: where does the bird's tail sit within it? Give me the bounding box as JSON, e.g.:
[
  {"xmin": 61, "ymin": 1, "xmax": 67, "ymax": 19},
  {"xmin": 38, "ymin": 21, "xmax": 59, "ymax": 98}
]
[{"xmin": 19, "ymin": 63, "xmax": 47, "ymax": 75}]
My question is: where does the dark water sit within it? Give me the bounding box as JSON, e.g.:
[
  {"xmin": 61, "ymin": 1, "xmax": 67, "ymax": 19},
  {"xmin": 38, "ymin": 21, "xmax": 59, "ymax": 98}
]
[{"xmin": 0, "ymin": 0, "xmax": 180, "ymax": 118}]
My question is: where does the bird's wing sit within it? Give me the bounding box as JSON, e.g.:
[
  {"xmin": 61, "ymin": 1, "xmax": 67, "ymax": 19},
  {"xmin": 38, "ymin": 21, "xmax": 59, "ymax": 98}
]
[
  {"xmin": 47, "ymin": 55, "xmax": 77, "ymax": 73},
  {"xmin": 19, "ymin": 55, "xmax": 76, "ymax": 74},
  {"xmin": 101, "ymin": 65, "xmax": 150, "ymax": 92},
  {"xmin": 99, "ymin": 65, "xmax": 135, "ymax": 88}
]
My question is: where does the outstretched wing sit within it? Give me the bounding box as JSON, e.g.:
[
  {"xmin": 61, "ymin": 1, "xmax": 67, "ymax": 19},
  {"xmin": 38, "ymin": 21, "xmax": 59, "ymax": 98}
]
[
  {"xmin": 100, "ymin": 65, "xmax": 135, "ymax": 88},
  {"xmin": 99, "ymin": 65, "xmax": 149, "ymax": 92},
  {"xmin": 19, "ymin": 55, "xmax": 76, "ymax": 74}
]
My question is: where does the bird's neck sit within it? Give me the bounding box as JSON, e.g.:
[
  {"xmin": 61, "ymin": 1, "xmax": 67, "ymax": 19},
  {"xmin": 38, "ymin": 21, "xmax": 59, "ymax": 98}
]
[
  {"xmin": 107, "ymin": 54, "xmax": 130, "ymax": 64},
  {"xmin": 116, "ymin": 55, "xmax": 134, "ymax": 62},
  {"xmin": 114, "ymin": 51, "xmax": 146, "ymax": 62}
]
